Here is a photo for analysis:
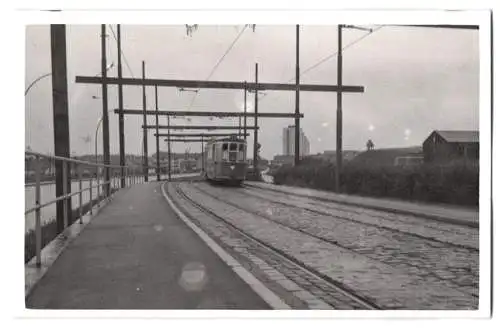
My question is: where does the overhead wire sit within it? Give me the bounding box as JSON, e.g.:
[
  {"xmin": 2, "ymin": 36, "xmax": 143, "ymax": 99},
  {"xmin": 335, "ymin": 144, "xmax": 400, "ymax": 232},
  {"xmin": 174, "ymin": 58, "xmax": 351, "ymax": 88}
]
[
  {"xmin": 108, "ymin": 25, "xmax": 136, "ymax": 78},
  {"xmin": 289, "ymin": 25, "xmax": 385, "ymax": 82},
  {"xmin": 258, "ymin": 25, "xmax": 385, "ymax": 103},
  {"xmin": 186, "ymin": 25, "xmax": 249, "ymax": 114},
  {"xmin": 108, "ymin": 24, "xmax": 144, "ymax": 160}
]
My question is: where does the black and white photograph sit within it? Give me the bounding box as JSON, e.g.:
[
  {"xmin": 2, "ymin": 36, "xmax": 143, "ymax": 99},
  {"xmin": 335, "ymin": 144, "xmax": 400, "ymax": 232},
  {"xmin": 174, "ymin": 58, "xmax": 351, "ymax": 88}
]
[{"xmin": 7, "ymin": 2, "xmax": 495, "ymax": 323}]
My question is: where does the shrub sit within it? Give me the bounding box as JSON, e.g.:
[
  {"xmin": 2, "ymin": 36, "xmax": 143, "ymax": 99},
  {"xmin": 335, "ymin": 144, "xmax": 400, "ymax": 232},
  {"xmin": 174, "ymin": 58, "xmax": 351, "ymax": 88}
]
[
  {"xmin": 270, "ymin": 161, "xmax": 478, "ymax": 207},
  {"xmin": 245, "ymin": 167, "xmax": 264, "ymax": 182}
]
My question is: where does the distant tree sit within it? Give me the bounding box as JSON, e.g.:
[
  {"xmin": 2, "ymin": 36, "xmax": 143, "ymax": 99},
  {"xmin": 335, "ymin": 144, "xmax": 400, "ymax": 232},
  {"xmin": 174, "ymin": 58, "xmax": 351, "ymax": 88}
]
[
  {"xmin": 246, "ymin": 24, "xmax": 256, "ymax": 32},
  {"xmin": 366, "ymin": 139, "xmax": 375, "ymax": 151},
  {"xmin": 185, "ymin": 24, "xmax": 199, "ymax": 36},
  {"xmin": 254, "ymin": 142, "xmax": 262, "ymax": 167}
]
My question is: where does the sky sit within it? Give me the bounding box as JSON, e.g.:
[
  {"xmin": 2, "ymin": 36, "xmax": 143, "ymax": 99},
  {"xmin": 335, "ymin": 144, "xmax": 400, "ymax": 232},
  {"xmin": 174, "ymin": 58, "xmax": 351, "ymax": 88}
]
[{"xmin": 25, "ymin": 24, "xmax": 479, "ymax": 160}]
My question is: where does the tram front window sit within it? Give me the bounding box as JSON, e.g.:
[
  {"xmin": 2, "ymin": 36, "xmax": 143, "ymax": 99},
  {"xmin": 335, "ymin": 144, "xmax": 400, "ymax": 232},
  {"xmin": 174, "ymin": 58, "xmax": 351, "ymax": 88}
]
[
  {"xmin": 222, "ymin": 143, "xmax": 229, "ymax": 161},
  {"xmin": 237, "ymin": 144, "xmax": 245, "ymax": 161},
  {"xmin": 229, "ymin": 143, "xmax": 238, "ymax": 162}
]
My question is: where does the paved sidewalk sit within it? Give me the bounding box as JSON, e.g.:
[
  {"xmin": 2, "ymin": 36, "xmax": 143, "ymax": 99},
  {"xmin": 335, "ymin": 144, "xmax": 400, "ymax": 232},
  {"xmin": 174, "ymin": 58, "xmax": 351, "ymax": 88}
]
[
  {"xmin": 26, "ymin": 182, "xmax": 270, "ymax": 309},
  {"xmin": 246, "ymin": 181, "xmax": 479, "ymax": 227}
]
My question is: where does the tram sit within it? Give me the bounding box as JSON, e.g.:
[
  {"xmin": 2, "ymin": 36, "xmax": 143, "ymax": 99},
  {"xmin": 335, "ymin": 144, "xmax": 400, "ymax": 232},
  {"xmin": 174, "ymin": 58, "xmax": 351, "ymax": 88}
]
[{"xmin": 203, "ymin": 135, "xmax": 247, "ymax": 185}]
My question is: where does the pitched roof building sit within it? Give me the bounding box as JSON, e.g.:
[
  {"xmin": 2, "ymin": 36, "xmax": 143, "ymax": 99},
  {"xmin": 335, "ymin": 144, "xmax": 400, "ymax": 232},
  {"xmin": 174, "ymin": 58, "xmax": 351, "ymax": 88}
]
[{"xmin": 423, "ymin": 130, "xmax": 479, "ymax": 164}]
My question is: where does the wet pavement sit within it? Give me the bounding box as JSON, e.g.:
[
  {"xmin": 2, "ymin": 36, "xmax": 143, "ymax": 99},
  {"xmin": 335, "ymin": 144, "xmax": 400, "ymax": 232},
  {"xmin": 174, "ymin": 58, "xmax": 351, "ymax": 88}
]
[{"xmin": 26, "ymin": 182, "xmax": 270, "ymax": 309}]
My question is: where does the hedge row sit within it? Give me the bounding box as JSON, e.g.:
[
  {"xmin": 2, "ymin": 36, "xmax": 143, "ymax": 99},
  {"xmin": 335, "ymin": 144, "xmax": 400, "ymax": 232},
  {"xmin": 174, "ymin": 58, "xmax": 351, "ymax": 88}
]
[{"xmin": 271, "ymin": 162, "xmax": 479, "ymax": 207}]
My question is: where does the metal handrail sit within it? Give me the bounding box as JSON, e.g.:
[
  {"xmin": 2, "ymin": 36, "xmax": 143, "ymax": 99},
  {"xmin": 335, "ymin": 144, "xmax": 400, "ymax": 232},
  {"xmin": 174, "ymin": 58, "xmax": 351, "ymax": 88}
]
[
  {"xmin": 25, "ymin": 150, "xmax": 124, "ymax": 169},
  {"xmin": 24, "ymin": 180, "xmax": 115, "ymax": 215},
  {"xmin": 25, "ymin": 150, "xmax": 147, "ymax": 268}
]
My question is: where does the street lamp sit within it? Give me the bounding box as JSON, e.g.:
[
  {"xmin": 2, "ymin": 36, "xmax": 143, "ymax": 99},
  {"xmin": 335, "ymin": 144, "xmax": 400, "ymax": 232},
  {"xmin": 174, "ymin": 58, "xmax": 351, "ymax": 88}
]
[
  {"xmin": 93, "ymin": 99, "xmax": 114, "ymax": 165},
  {"xmin": 25, "ymin": 72, "xmax": 54, "ymax": 150},
  {"xmin": 177, "ymin": 87, "xmax": 199, "ymax": 93},
  {"xmin": 25, "ymin": 63, "xmax": 114, "ymax": 97},
  {"xmin": 25, "ymin": 73, "xmax": 52, "ymax": 96},
  {"xmin": 93, "ymin": 103, "xmax": 115, "ymax": 190}
]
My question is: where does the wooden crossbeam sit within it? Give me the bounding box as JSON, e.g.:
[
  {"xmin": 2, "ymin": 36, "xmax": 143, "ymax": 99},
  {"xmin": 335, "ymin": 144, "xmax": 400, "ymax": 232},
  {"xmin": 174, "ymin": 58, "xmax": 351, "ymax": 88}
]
[
  {"xmin": 163, "ymin": 139, "xmax": 214, "ymax": 142},
  {"xmin": 143, "ymin": 125, "xmax": 259, "ymax": 130},
  {"xmin": 155, "ymin": 133, "xmax": 250, "ymax": 137},
  {"xmin": 76, "ymin": 76, "xmax": 364, "ymax": 93},
  {"xmin": 115, "ymin": 109, "xmax": 302, "ymax": 118},
  {"xmin": 402, "ymin": 24, "xmax": 479, "ymax": 30}
]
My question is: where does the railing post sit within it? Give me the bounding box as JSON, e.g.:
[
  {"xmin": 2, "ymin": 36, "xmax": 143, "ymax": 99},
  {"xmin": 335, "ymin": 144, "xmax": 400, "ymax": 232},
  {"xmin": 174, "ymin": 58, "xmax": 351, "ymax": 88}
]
[
  {"xmin": 34, "ymin": 155, "xmax": 42, "ymax": 268},
  {"xmin": 62, "ymin": 161, "xmax": 68, "ymax": 229},
  {"xmin": 78, "ymin": 165, "xmax": 83, "ymax": 224},
  {"xmin": 89, "ymin": 174, "xmax": 93, "ymax": 215},
  {"xmin": 96, "ymin": 169, "xmax": 100, "ymax": 208}
]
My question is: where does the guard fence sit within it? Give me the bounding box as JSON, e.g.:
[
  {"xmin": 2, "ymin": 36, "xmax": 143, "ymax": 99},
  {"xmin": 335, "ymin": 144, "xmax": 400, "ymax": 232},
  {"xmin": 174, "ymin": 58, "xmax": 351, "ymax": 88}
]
[{"xmin": 24, "ymin": 150, "xmax": 159, "ymax": 267}]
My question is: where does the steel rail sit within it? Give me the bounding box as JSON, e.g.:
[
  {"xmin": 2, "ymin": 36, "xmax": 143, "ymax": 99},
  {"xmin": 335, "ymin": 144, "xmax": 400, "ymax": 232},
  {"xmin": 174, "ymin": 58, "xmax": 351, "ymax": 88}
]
[{"xmin": 172, "ymin": 182, "xmax": 379, "ymax": 310}]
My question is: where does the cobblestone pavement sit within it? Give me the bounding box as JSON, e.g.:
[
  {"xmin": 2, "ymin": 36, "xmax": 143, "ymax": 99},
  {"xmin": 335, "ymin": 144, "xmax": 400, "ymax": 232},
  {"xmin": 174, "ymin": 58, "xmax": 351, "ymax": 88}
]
[
  {"xmin": 242, "ymin": 185, "xmax": 478, "ymax": 250},
  {"xmin": 167, "ymin": 183, "xmax": 351, "ymax": 309},
  {"xmin": 196, "ymin": 183, "xmax": 479, "ymax": 299},
  {"xmin": 177, "ymin": 182, "xmax": 478, "ymax": 309},
  {"xmin": 245, "ymin": 181, "xmax": 479, "ymax": 226}
]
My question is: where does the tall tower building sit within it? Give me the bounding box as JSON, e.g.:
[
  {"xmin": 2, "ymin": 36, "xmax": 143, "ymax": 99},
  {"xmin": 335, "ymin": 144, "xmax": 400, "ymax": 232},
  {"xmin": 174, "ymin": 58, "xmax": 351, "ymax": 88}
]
[{"xmin": 282, "ymin": 125, "xmax": 310, "ymax": 157}]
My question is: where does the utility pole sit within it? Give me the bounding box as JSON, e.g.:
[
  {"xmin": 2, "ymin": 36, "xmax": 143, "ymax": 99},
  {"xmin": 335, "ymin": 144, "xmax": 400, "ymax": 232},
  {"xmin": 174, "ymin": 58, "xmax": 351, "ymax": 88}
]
[
  {"xmin": 336, "ymin": 25, "xmax": 343, "ymax": 193},
  {"xmin": 155, "ymin": 85, "xmax": 160, "ymax": 181},
  {"xmin": 101, "ymin": 24, "xmax": 111, "ymax": 196},
  {"xmin": 117, "ymin": 24, "xmax": 125, "ymax": 187},
  {"xmin": 168, "ymin": 115, "xmax": 172, "ymax": 180},
  {"xmin": 50, "ymin": 24, "xmax": 72, "ymax": 233},
  {"xmin": 142, "ymin": 61, "xmax": 149, "ymax": 182},
  {"xmin": 238, "ymin": 114, "xmax": 241, "ymax": 137},
  {"xmin": 253, "ymin": 63, "xmax": 259, "ymax": 169},
  {"xmin": 244, "ymin": 81, "xmax": 247, "ymax": 144},
  {"xmin": 294, "ymin": 24, "xmax": 301, "ymax": 166},
  {"xmin": 201, "ymin": 136, "xmax": 204, "ymax": 174}
]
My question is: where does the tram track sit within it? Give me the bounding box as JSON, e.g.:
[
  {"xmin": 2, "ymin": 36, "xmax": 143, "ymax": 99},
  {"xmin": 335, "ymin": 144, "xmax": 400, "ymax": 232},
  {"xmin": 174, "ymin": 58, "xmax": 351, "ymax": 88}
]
[
  {"xmin": 244, "ymin": 182, "xmax": 479, "ymax": 229},
  {"xmin": 170, "ymin": 182, "xmax": 381, "ymax": 310},
  {"xmin": 192, "ymin": 182, "xmax": 479, "ymax": 300},
  {"xmin": 243, "ymin": 183, "xmax": 477, "ymax": 232},
  {"xmin": 239, "ymin": 184, "xmax": 479, "ymax": 252}
]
